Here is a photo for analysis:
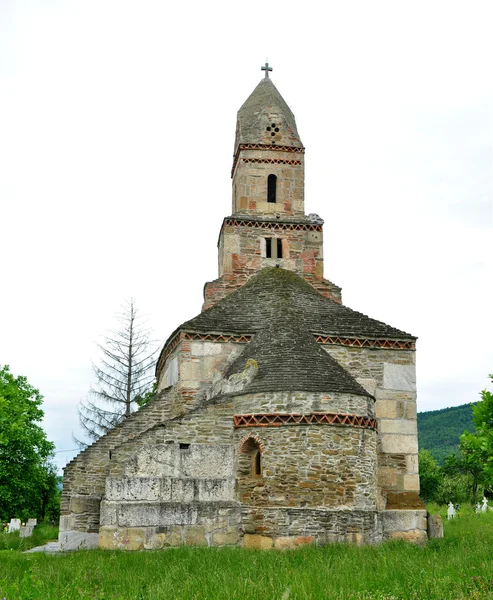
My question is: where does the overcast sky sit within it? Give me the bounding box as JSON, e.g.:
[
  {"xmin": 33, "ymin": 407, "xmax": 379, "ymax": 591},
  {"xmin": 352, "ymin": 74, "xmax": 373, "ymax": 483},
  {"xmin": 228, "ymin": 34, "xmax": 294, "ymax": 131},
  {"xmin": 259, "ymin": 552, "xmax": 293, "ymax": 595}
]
[{"xmin": 1, "ymin": 0, "xmax": 492, "ymax": 472}]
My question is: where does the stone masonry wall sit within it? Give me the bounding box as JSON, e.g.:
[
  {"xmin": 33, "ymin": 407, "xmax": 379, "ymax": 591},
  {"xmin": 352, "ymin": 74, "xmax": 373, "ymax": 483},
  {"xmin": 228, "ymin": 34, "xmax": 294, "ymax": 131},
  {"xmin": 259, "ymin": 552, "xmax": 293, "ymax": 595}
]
[
  {"xmin": 218, "ymin": 220, "xmax": 324, "ymax": 279},
  {"xmin": 61, "ymin": 385, "xmax": 202, "ymax": 534},
  {"xmin": 322, "ymin": 345, "xmax": 421, "ymax": 511},
  {"xmin": 203, "ymin": 218, "xmax": 342, "ymax": 311},
  {"xmin": 232, "ymin": 149, "xmax": 304, "ymax": 216},
  {"xmin": 241, "ymin": 507, "xmax": 382, "ymax": 547},
  {"xmin": 234, "ymin": 390, "xmax": 375, "ymax": 420},
  {"xmin": 235, "ymin": 424, "xmax": 378, "ymax": 510}
]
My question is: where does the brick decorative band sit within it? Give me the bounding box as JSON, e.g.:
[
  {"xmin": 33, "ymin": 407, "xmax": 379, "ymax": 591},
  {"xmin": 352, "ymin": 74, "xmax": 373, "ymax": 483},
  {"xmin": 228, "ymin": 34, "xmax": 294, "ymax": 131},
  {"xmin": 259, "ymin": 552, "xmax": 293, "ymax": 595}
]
[
  {"xmin": 234, "ymin": 412, "xmax": 378, "ymax": 431},
  {"xmin": 157, "ymin": 330, "xmax": 415, "ymax": 376},
  {"xmin": 315, "ymin": 335, "xmax": 416, "ymax": 350},
  {"xmin": 242, "ymin": 158, "xmax": 301, "ymax": 166},
  {"xmin": 239, "ymin": 144, "xmax": 305, "ymax": 153},
  {"xmin": 156, "ymin": 331, "xmax": 253, "ymax": 375},
  {"xmin": 224, "ymin": 218, "xmax": 322, "ymax": 232},
  {"xmin": 182, "ymin": 331, "xmax": 251, "ymax": 343},
  {"xmin": 232, "ymin": 144, "xmax": 304, "ymax": 176}
]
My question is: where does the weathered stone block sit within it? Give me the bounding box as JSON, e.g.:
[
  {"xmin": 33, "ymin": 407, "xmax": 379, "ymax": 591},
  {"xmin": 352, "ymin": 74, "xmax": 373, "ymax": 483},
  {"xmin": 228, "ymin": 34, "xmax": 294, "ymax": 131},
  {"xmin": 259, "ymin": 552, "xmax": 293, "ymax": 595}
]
[
  {"xmin": 379, "ymin": 420, "xmax": 417, "ymax": 435},
  {"xmin": 383, "ymin": 363, "xmax": 416, "ymax": 392},
  {"xmin": 274, "ymin": 536, "xmax": 297, "ymax": 549},
  {"xmin": 184, "ymin": 525, "xmax": 207, "ymax": 546},
  {"xmin": 401, "ymin": 474, "xmax": 420, "ymax": 492},
  {"xmin": 385, "ymin": 492, "xmax": 425, "ymax": 510},
  {"xmin": 427, "ymin": 514, "xmax": 443, "ymax": 539},
  {"xmin": 380, "ymin": 434, "xmax": 418, "ymax": 454},
  {"xmin": 375, "ymin": 399, "xmax": 397, "ymax": 419},
  {"xmin": 382, "ymin": 509, "xmax": 427, "ymax": 533},
  {"xmin": 70, "ymin": 496, "xmax": 101, "ymax": 514},
  {"xmin": 211, "ymin": 528, "xmax": 239, "ymax": 546},
  {"xmin": 295, "ymin": 535, "xmax": 314, "ymax": 546},
  {"xmin": 100, "ymin": 501, "xmax": 117, "ymax": 526},
  {"xmin": 144, "ymin": 526, "xmax": 183, "ymax": 549},
  {"xmin": 59, "ymin": 515, "xmax": 76, "ymax": 532},
  {"xmin": 243, "ymin": 534, "xmax": 273, "ymax": 549},
  {"xmin": 405, "ymin": 454, "xmax": 419, "ymax": 474},
  {"xmin": 59, "ymin": 530, "xmax": 99, "ymax": 551}
]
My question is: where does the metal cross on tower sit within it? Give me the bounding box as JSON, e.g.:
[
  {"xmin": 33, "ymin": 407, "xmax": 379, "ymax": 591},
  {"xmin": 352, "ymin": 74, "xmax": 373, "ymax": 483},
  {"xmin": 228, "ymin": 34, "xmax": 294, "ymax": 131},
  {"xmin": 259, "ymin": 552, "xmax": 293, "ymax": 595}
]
[{"xmin": 261, "ymin": 61, "xmax": 273, "ymax": 79}]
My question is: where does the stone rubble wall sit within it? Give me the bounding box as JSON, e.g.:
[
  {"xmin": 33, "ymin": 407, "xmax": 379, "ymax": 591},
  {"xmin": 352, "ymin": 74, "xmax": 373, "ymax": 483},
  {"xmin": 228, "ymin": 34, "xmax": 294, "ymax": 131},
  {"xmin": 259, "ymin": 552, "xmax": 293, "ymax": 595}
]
[
  {"xmin": 233, "ymin": 390, "xmax": 375, "ymax": 419},
  {"xmin": 231, "ymin": 149, "xmax": 305, "ymax": 216},
  {"xmin": 218, "ymin": 220, "xmax": 323, "ymax": 281},
  {"xmin": 235, "ymin": 424, "xmax": 378, "ymax": 510},
  {"xmin": 202, "ymin": 219, "xmax": 342, "ymax": 311},
  {"xmin": 322, "ymin": 345, "xmax": 421, "ymax": 510},
  {"xmin": 242, "ymin": 507, "xmax": 383, "ymax": 547}
]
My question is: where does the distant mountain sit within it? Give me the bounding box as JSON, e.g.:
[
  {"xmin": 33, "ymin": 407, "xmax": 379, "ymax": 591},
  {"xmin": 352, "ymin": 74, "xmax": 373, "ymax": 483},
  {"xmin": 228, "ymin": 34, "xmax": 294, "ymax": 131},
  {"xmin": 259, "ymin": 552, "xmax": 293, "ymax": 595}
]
[{"xmin": 417, "ymin": 403, "xmax": 475, "ymax": 464}]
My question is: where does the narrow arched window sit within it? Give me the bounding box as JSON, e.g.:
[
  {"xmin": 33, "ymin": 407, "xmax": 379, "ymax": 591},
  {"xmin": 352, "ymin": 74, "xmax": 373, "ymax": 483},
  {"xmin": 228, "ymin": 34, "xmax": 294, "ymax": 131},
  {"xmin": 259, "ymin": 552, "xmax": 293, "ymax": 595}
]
[
  {"xmin": 254, "ymin": 450, "xmax": 262, "ymax": 476},
  {"xmin": 267, "ymin": 174, "xmax": 277, "ymax": 203}
]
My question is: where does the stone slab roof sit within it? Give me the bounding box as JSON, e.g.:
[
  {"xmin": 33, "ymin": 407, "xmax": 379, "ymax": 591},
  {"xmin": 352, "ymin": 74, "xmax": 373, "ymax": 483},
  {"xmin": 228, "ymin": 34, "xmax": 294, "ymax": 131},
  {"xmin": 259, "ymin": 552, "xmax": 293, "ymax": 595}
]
[
  {"xmin": 224, "ymin": 319, "xmax": 371, "ymax": 397},
  {"xmin": 234, "ymin": 78, "xmax": 303, "ymax": 153},
  {"xmin": 182, "ymin": 268, "xmax": 415, "ymax": 340}
]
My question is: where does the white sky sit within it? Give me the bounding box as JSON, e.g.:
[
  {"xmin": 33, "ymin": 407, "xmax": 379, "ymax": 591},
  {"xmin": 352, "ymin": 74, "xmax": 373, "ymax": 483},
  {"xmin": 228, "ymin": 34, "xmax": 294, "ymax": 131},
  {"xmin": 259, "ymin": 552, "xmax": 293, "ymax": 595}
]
[{"xmin": 1, "ymin": 0, "xmax": 492, "ymax": 472}]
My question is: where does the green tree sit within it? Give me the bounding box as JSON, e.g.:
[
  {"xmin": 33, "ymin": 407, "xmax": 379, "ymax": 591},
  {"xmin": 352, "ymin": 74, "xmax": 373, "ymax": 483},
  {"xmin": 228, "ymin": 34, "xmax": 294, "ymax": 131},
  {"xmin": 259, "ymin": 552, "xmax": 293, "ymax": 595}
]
[
  {"xmin": 0, "ymin": 365, "xmax": 56, "ymax": 522},
  {"xmin": 470, "ymin": 375, "xmax": 493, "ymax": 483},
  {"xmin": 443, "ymin": 433, "xmax": 487, "ymax": 504},
  {"xmin": 418, "ymin": 449, "xmax": 443, "ymax": 502}
]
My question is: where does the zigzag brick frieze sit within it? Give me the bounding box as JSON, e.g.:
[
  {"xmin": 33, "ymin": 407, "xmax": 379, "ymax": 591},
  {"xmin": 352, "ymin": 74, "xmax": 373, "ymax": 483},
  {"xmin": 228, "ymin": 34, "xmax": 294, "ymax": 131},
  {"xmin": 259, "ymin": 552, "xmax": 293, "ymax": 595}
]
[
  {"xmin": 315, "ymin": 336, "xmax": 416, "ymax": 350},
  {"xmin": 234, "ymin": 412, "xmax": 378, "ymax": 431},
  {"xmin": 231, "ymin": 144, "xmax": 304, "ymax": 176},
  {"xmin": 241, "ymin": 158, "xmax": 301, "ymax": 166},
  {"xmin": 182, "ymin": 332, "xmax": 251, "ymax": 343},
  {"xmin": 239, "ymin": 144, "xmax": 305, "ymax": 153},
  {"xmin": 156, "ymin": 331, "xmax": 252, "ymax": 375},
  {"xmin": 223, "ymin": 218, "xmax": 323, "ymax": 232},
  {"xmin": 157, "ymin": 331, "xmax": 414, "ymax": 376}
]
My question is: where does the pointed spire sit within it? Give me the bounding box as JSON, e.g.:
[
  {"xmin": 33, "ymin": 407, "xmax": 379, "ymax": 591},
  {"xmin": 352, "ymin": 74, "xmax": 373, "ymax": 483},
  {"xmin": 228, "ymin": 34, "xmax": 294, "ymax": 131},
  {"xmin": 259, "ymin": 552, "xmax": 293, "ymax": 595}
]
[{"xmin": 234, "ymin": 76, "xmax": 303, "ymax": 152}]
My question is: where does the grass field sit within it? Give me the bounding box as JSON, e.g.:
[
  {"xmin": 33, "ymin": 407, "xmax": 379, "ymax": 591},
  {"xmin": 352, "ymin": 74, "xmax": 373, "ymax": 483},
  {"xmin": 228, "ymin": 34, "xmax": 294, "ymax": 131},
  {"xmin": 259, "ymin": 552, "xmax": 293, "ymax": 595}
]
[{"xmin": 1, "ymin": 508, "xmax": 493, "ymax": 599}]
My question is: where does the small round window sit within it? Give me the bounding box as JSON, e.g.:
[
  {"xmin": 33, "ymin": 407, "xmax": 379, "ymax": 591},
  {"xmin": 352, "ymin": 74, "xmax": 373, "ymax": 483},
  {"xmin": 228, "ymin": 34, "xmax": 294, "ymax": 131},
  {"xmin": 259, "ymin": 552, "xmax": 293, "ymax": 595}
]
[{"xmin": 266, "ymin": 123, "xmax": 280, "ymax": 137}]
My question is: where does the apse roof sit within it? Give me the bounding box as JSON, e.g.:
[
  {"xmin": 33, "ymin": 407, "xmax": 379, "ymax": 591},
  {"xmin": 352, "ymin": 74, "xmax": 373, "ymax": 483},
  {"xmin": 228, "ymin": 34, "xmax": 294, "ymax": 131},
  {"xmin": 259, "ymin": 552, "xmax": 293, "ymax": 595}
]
[{"xmin": 224, "ymin": 318, "xmax": 371, "ymax": 397}]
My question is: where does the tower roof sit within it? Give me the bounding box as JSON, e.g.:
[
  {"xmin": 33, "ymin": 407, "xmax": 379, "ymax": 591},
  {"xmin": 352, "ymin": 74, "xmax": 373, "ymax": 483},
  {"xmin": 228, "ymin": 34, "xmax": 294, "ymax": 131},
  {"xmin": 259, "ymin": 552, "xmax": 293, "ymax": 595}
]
[
  {"xmin": 234, "ymin": 78, "xmax": 303, "ymax": 153},
  {"xmin": 181, "ymin": 268, "xmax": 415, "ymax": 341}
]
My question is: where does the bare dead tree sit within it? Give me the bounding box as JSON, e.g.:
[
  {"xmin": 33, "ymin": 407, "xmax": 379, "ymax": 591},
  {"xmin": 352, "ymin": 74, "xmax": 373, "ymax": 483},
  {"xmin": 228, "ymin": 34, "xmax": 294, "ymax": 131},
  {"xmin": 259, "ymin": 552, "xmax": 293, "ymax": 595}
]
[{"xmin": 75, "ymin": 299, "xmax": 158, "ymax": 446}]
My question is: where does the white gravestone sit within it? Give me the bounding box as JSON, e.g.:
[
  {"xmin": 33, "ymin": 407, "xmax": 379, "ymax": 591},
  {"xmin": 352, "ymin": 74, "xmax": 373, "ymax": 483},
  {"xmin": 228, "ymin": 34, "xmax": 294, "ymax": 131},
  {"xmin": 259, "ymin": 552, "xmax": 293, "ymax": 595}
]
[
  {"xmin": 447, "ymin": 502, "xmax": 456, "ymax": 520},
  {"xmin": 20, "ymin": 525, "xmax": 34, "ymax": 538},
  {"xmin": 475, "ymin": 503, "xmax": 482, "ymax": 514},
  {"xmin": 8, "ymin": 518, "xmax": 21, "ymax": 533},
  {"xmin": 27, "ymin": 518, "xmax": 37, "ymax": 527},
  {"xmin": 482, "ymin": 497, "xmax": 489, "ymax": 513}
]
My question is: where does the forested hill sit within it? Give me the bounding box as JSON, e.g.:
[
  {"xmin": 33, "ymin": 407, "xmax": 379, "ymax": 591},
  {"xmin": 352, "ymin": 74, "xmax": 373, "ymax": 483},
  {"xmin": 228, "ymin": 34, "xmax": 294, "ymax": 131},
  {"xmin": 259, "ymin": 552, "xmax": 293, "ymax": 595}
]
[{"xmin": 417, "ymin": 403, "xmax": 475, "ymax": 464}]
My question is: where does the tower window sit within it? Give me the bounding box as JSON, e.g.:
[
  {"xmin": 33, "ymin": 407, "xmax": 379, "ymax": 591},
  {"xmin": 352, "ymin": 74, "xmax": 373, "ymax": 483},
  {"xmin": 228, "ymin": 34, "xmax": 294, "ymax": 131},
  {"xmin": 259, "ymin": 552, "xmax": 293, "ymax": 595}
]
[
  {"xmin": 267, "ymin": 174, "xmax": 277, "ymax": 203},
  {"xmin": 264, "ymin": 237, "xmax": 284, "ymax": 259},
  {"xmin": 277, "ymin": 238, "xmax": 283, "ymax": 259}
]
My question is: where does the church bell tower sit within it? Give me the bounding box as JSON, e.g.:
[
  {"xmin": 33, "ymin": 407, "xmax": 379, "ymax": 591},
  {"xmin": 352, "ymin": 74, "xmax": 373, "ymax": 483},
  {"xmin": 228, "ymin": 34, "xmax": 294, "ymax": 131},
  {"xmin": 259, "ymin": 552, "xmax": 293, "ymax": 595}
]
[{"xmin": 203, "ymin": 63, "xmax": 342, "ymax": 311}]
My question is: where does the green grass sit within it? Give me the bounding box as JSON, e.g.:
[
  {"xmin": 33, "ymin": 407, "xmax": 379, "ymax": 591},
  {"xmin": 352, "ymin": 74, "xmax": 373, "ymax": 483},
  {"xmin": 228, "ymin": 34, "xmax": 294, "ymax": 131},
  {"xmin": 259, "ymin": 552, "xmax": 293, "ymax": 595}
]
[
  {"xmin": 0, "ymin": 523, "xmax": 58, "ymax": 551},
  {"xmin": 1, "ymin": 511, "xmax": 493, "ymax": 599}
]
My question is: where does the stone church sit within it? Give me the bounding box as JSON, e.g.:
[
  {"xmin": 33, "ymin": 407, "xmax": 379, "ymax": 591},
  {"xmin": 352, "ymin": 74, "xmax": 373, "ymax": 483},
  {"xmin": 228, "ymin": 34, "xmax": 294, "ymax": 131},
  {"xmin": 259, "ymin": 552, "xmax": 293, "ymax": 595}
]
[{"xmin": 60, "ymin": 67, "xmax": 427, "ymax": 550}]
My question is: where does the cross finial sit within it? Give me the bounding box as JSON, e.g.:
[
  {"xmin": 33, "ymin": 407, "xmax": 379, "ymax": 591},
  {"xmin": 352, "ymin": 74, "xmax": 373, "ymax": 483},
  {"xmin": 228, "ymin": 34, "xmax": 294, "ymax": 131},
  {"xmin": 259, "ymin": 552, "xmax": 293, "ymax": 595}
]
[{"xmin": 261, "ymin": 60, "xmax": 273, "ymax": 79}]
